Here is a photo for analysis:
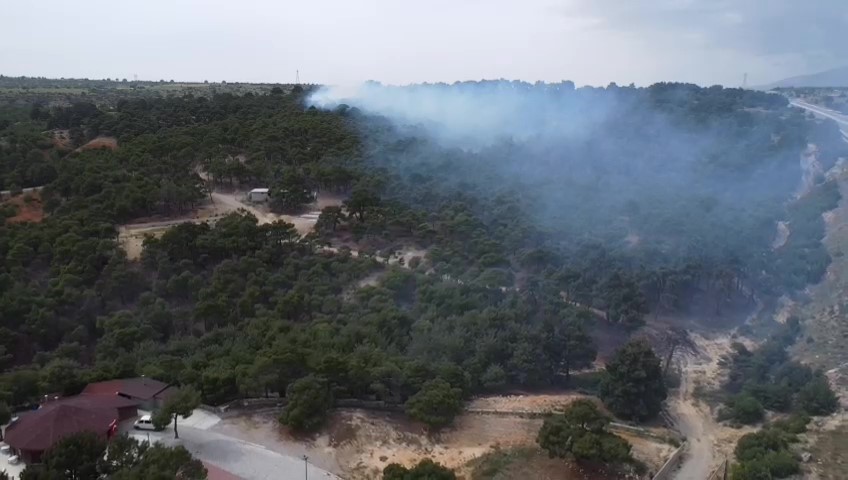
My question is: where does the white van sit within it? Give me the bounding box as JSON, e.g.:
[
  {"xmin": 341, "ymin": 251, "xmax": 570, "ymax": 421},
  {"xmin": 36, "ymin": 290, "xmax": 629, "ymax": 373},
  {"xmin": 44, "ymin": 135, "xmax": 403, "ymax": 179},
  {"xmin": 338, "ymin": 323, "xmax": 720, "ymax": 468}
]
[{"xmin": 133, "ymin": 415, "xmax": 157, "ymax": 431}]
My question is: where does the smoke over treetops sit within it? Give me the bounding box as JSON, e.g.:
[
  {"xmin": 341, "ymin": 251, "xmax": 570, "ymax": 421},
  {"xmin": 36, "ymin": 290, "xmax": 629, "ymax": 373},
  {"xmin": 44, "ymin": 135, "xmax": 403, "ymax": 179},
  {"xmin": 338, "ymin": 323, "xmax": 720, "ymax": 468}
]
[{"xmin": 307, "ymin": 80, "xmax": 845, "ymax": 292}]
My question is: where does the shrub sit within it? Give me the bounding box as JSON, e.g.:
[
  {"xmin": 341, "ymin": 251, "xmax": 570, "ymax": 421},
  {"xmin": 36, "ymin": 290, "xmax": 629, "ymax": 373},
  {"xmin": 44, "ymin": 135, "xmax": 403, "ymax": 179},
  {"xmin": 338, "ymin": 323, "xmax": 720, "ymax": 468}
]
[
  {"xmin": 796, "ymin": 375, "xmax": 838, "ymax": 416},
  {"xmin": 723, "ymin": 395, "xmax": 765, "ymax": 424}
]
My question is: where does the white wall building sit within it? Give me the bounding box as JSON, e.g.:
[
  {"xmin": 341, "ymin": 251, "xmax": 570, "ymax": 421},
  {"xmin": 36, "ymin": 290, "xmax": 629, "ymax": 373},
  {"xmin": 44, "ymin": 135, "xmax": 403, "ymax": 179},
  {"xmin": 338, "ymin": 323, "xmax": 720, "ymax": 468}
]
[{"xmin": 248, "ymin": 188, "xmax": 270, "ymax": 203}]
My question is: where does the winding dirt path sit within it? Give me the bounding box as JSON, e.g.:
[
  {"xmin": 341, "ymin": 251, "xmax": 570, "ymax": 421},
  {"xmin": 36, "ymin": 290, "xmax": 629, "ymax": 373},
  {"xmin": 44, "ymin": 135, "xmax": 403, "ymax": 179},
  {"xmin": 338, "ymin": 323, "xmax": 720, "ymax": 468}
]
[
  {"xmin": 669, "ymin": 334, "xmax": 756, "ymax": 480},
  {"xmin": 670, "ymin": 348, "xmax": 718, "ymax": 479}
]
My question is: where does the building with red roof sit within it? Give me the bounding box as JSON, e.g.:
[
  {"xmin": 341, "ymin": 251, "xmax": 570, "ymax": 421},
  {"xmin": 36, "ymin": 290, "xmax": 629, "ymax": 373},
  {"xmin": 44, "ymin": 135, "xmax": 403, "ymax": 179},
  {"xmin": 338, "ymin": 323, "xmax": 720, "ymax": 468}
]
[
  {"xmin": 203, "ymin": 461, "xmax": 245, "ymax": 480},
  {"xmin": 82, "ymin": 377, "xmax": 175, "ymax": 411},
  {"xmin": 4, "ymin": 396, "xmax": 134, "ymax": 463}
]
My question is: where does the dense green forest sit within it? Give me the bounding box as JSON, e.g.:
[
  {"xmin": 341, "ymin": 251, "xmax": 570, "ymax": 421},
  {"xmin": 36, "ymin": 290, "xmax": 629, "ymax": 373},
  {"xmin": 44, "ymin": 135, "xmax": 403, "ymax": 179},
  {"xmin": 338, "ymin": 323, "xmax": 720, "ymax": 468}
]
[{"xmin": 0, "ymin": 78, "xmax": 845, "ymax": 430}]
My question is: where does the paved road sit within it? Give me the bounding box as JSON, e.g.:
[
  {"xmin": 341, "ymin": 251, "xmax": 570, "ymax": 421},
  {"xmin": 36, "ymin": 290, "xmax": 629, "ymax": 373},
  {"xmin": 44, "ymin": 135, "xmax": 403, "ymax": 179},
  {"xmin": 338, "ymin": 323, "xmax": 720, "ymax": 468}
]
[
  {"xmin": 791, "ymin": 99, "xmax": 848, "ymax": 141},
  {"xmin": 129, "ymin": 426, "xmax": 339, "ymax": 480}
]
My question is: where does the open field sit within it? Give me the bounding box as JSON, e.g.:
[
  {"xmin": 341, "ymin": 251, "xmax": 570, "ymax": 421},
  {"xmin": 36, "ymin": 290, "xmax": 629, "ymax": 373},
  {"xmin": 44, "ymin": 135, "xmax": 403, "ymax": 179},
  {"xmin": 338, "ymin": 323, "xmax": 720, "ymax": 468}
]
[{"xmin": 213, "ymin": 394, "xmax": 678, "ymax": 480}]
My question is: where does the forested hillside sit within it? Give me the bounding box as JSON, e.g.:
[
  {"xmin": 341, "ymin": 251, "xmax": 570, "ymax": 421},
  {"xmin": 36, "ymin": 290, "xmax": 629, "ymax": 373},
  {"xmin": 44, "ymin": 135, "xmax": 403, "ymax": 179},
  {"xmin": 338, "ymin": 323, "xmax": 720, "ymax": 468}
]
[{"xmin": 0, "ymin": 79, "xmax": 844, "ymax": 427}]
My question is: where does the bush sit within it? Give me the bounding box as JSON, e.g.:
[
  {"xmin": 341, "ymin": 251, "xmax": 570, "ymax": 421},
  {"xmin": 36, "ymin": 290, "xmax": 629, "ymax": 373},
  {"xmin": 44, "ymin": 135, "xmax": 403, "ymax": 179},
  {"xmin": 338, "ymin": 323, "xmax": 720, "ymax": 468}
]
[
  {"xmin": 723, "ymin": 395, "xmax": 765, "ymax": 425},
  {"xmin": 796, "ymin": 375, "xmax": 839, "ymax": 416},
  {"xmin": 771, "ymin": 413, "xmax": 810, "ymax": 434},
  {"xmin": 731, "ymin": 460, "xmax": 771, "ymax": 480},
  {"xmin": 279, "ymin": 375, "xmax": 333, "ymax": 432},
  {"xmin": 599, "ymin": 340, "xmax": 667, "ymax": 421},
  {"xmin": 405, "ymin": 379, "xmax": 464, "ymax": 429},
  {"xmin": 537, "ymin": 400, "xmax": 633, "ymax": 464},
  {"xmin": 383, "ymin": 459, "xmax": 456, "ymax": 480},
  {"xmin": 733, "ymin": 429, "xmax": 799, "ymax": 480}
]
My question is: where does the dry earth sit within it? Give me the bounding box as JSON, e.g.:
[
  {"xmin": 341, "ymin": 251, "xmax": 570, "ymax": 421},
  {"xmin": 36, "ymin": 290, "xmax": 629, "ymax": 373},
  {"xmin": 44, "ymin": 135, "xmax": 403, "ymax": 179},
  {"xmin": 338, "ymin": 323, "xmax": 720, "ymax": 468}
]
[
  {"xmin": 215, "ymin": 394, "xmax": 677, "ymax": 480},
  {"xmin": 75, "ymin": 136, "xmax": 118, "ymax": 152},
  {"xmin": 669, "ymin": 333, "xmax": 757, "ymax": 480},
  {"xmin": 3, "ymin": 191, "xmax": 44, "ymax": 224},
  {"xmin": 118, "ymin": 190, "xmax": 343, "ymax": 260},
  {"xmin": 791, "ymin": 158, "xmax": 848, "ymax": 478}
]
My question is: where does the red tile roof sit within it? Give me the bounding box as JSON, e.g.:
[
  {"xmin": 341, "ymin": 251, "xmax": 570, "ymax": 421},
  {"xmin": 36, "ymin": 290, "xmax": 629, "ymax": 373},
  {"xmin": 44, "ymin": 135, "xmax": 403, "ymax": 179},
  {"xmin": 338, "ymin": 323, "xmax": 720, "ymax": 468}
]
[
  {"xmin": 5, "ymin": 404, "xmax": 113, "ymax": 452},
  {"xmin": 59, "ymin": 393, "xmax": 141, "ymax": 410},
  {"xmin": 82, "ymin": 377, "xmax": 171, "ymax": 400},
  {"xmin": 203, "ymin": 462, "xmax": 244, "ymax": 480}
]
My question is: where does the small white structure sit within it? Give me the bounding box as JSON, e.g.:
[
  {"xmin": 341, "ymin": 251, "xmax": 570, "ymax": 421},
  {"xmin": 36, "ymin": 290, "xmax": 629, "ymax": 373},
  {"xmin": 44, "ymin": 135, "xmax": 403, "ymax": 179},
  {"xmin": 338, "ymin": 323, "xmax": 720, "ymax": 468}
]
[{"xmin": 247, "ymin": 188, "xmax": 270, "ymax": 203}]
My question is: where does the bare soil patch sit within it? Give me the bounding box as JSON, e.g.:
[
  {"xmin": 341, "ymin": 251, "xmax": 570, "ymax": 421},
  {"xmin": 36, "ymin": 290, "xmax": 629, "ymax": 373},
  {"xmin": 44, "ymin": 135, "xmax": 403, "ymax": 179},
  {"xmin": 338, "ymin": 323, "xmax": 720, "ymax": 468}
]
[
  {"xmin": 794, "ymin": 164, "xmax": 848, "ymax": 374},
  {"xmin": 468, "ymin": 446, "xmax": 631, "ymax": 480},
  {"xmin": 791, "ymin": 163, "xmax": 848, "ymax": 478},
  {"xmin": 3, "ymin": 191, "xmax": 44, "ymax": 224},
  {"xmin": 668, "ymin": 333, "xmax": 758, "ymax": 480},
  {"xmin": 216, "ymin": 394, "xmax": 675, "ymax": 480},
  {"xmin": 467, "ymin": 393, "xmax": 587, "ymax": 414},
  {"xmin": 117, "ymin": 190, "xmax": 337, "ymax": 260},
  {"xmin": 805, "ymin": 415, "xmax": 848, "ymax": 479},
  {"xmin": 76, "ymin": 136, "xmax": 118, "ymax": 152},
  {"xmin": 50, "ymin": 129, "xmax": 72, "ymax": 150}
]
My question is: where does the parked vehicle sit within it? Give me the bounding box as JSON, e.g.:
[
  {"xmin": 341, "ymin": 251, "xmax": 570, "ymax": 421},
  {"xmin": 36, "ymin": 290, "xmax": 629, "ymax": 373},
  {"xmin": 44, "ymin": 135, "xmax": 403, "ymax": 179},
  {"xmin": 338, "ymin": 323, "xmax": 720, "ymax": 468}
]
[{"xmin": 133, "ymin": 415, "xmax": 158, "ymax": 431}]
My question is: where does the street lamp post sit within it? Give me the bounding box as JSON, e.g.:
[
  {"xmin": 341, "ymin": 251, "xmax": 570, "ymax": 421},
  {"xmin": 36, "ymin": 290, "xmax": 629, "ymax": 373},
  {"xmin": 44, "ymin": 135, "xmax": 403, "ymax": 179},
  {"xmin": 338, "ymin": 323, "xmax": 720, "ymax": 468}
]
[{"xmin": 302, "ymin": 454, "xmax": 309, "ymax": 480}]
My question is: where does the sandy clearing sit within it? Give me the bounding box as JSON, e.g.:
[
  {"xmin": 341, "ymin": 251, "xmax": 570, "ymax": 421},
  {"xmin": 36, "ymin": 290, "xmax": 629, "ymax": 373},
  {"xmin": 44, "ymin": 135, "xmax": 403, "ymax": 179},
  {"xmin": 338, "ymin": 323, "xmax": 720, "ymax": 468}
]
[
  {"xmin": 215, "ymin": 393, "xmax": 677, "ymax": 480},
  {"xmin": 467, "ymin": 393, "xmax": 587, "ymax": 414},
  {"xmin": 669, "ymin": 333, "xmax": 757, "ymax": 480},
  {"xmin": 117, "ymin": 191, "xmax": 336, "ymax": 260}
]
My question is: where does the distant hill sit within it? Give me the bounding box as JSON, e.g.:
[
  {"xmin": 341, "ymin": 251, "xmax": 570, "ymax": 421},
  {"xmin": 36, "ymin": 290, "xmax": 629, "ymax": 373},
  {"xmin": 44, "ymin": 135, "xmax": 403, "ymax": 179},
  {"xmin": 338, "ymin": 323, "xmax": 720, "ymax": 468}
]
[{"xmin": 761, "ymin": 66, "xmax": 848, "ymax": 89}]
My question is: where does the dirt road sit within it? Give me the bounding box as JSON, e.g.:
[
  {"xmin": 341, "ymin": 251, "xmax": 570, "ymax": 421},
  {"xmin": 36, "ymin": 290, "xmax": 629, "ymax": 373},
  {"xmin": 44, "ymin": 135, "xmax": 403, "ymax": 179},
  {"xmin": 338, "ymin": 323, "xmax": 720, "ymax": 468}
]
[
  {"xmin": 118, "ymin": 191, "xmax": 333, "ymax": 259},
  {"xmin": 670, "ymin": 350, "xmax": 717, "ymax": 479},
  {"xmin": 669, "ymin": 334, "xmax": 755, "ymax": 480}
]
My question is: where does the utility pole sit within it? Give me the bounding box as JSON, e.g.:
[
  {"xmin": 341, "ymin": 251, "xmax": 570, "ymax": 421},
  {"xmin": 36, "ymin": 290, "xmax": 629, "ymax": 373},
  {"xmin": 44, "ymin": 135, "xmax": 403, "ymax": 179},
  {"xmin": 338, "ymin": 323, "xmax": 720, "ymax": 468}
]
[
  {"xmin": 742, "ymin": 72, "xmax": 748, "ymax": 89},
  {"xmin": 296, "ymin": 70, "xmax": 300, "ymax": 85},
  {"xmin": 302, "ymin": 454, "xmax": 308, "ymax": 480}
]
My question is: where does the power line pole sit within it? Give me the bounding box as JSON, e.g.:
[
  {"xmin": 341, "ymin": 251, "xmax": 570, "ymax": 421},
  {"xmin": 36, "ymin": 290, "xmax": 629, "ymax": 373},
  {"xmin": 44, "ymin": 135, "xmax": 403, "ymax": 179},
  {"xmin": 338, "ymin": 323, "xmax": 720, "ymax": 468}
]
[
  {"xmin": 742, "ymin": 72, "xmax": 748, "ymax": 89},
  {"xmin": 302, "ymin": 454, "xmax": 308, "ymax": 480},
  {"xmin": 296, "ymin": 70, "xmax": 300, "ymax": 85}
]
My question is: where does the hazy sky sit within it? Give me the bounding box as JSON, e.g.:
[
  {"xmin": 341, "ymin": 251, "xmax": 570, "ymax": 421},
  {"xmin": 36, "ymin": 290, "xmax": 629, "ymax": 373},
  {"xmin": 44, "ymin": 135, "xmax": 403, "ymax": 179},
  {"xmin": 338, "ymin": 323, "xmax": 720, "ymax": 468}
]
[{"xmin": 2, "ymin": 0, "xmax": 845, "ymax": 87}]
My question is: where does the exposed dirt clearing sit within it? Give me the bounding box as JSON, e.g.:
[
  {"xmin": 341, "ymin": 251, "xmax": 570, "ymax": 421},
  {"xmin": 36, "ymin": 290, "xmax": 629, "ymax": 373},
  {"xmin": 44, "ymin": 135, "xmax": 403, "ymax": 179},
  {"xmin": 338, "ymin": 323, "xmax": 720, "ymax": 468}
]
[
  {"xmin": 76, "ymin": 136, "xmax": 118, "ymax": 152},
  {"xmin": 3, "ymin": 191, "xmax": 44, "ymax": 224},
  {"xmin": 772, "ymin": 220, "xmax": 790, "ymax": 249},
  {"xmin": 805, "ymin": 414, "xmax": 848, "ymax": 479},
  {"xmin": 216, "ymin": 396, "xmax": 675, "ymax": 480},
  {"xmin": 791, "ymin": 164, "xmax": 848, "ymax": 479},
  {"xmin": 794, "ymin": 163, "xmax": 848, "ymax": 374},
  {"xmin": 211, "ymin": 191, "xmax": 322, "ymax": 235},
  {"xmin": 117, "ymin": 191, "xmax": 335, "ymax": 260},
  {"xmin": 321, "ymin": 244, "xmax": 429, "ymax": 269},
  {"xmin": 469, "ymin": 447, "xmax": 631, "ymax": 480},
  {"xmin": 467, "ymin": 393, "xmax": 587, "ymax": 414},
  {"xmin": 50, "ymin": 129, "xmax": 71, "ymax": 150},
  {"xmin": 669, "ymin": 333, "xmax": 757, "ymax": 480}
]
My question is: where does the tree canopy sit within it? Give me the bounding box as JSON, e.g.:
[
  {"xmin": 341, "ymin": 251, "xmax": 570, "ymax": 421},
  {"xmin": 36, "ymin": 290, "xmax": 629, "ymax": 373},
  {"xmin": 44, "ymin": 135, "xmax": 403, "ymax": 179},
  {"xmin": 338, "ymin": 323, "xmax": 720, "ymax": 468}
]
[
  {"xmin": 382, "ymin": 459, "xmax": 456, "ymax": 480},
  {"xmin": 537, "ymin": 399, "xmax": 633, "ymax": 465},
  {"xmin": 0, "ymin": 79, "xmax": 844, "ymax": 435},
  {"xmin": 19, "ymin": 432, "xmax": 206, "ymax": 480},
  {"xmin": 599, "ymin": 340, "xmax": 667, "ymax": 421},
  {"xmin": 278, "ymin": 375, "xmax": 334, "ymax": 432}
]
